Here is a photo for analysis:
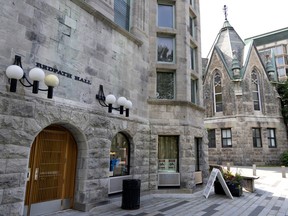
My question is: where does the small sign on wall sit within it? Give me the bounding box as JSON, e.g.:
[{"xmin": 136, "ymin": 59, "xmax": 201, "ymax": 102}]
[
  {"xmin": 203, "ymin": 168, "xmax": 233, "ymax": 199},
  {"xmin": 158, "ymin": 159, "xmax": 177, "ymax": 172},
  {"xmin": 168, "ymin": 159, "xmax": 176, "ymax": 170},
  {"xmin": 158, "ymin": 159, "xmax": 166, "ymax": 170}
]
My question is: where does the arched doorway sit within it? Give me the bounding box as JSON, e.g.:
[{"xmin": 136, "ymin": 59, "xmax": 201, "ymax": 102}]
[{"xmin": 24, "ymin": 125, "xmax": 77, "ymax": 216}]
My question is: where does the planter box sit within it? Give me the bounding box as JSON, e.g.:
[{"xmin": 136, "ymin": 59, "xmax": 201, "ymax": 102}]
[{"xmin": 214, "ymin": 180, "xmax": 243, "ymax": 197}]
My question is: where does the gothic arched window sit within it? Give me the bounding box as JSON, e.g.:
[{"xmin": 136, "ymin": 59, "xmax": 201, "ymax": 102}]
[
  {"xmin": 214, "ymin": 72, "xmax": 222, "ymax": 112},
  {"xmin": 251, "ymin": 70, "xmax": 261, "ymax": 111}
]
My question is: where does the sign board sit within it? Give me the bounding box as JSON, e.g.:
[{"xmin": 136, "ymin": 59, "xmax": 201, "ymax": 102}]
[
  {"xmin": 203, "ymin": 168, "xmax": 233, "ymax": 199},
  {"xmin": 158, "ymin": 159, "xmax": 177, "ymax": 172}
]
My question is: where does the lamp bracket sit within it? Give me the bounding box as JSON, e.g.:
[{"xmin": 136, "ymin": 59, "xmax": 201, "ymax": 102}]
[
  {"xmin": 6, "ymin": 55, "xmax": 57, "ymax": 98},
  {"xmin": 96, "ymin": 85, "xmax": 131, "ymax": 117}
]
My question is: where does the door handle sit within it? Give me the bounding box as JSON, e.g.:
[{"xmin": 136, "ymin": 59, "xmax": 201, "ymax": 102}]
[
  {"xmin": 27, "ymin": 168, "xmax": 31, "ymax": 181},
  {"xmin": 35, "ymin": 168, "xmax": 39, "ymax": 181}
]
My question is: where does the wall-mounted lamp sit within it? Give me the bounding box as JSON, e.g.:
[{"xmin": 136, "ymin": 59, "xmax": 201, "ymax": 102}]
[
  {"xmin": 96, "ymin": 85, "xmax": 132, "ymax": 117},
  {"xmin": 5, "ymin": 55, "xmax": 59, "ymax": 99}
]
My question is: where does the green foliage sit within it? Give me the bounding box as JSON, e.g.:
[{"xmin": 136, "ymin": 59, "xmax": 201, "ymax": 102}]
[
  {"xmin": 222, "ymin": 169, "xmax": 243, "ymax": 185},
  {"xmin": 276, "ymin": 81, "xmax": 288, "ymax": 124},
  {"xmin": 280, "ymin": 151, "xmax": 288, "ymax": 166}
]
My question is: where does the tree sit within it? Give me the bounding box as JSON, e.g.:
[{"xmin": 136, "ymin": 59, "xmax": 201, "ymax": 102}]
[{"xmin": 276, "ymin": 80, "xmax": 288, "ymax": 125}]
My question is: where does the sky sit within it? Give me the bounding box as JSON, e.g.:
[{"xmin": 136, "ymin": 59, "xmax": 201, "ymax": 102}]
[{"xmin": 200, "ymin": 0, "xmax": 288, "ymax": 57}]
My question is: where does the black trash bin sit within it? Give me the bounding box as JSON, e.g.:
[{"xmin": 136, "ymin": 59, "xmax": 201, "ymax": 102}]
[{"xmin": 121, "ymin": 179, "xmax": 141, "ymax": 210}]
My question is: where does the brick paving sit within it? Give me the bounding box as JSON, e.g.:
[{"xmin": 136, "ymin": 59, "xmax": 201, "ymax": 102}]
[{"xmin": 45, "ymin": 167, "xmax": 288, "ymax": 216}]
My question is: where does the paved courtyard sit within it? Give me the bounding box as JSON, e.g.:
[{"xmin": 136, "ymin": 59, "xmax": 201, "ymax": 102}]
[{"xmin": 46, "ymin": 166, "xmax": 288, "ymax": 216}]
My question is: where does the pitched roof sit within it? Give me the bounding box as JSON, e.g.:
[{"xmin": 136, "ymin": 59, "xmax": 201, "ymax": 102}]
[
  {"xmin": 203, "ymin": 19, "xmax": 278, "ymax": 82},
  {"xmin": 214, "ymin": 20, "xmax": 245, "ymax": 70}
]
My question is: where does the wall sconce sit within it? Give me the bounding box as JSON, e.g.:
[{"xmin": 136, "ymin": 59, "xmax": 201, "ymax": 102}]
[
  {"xmin": 5, "ymin": 55, "xmax": 59, "ymax": 99},
  {"xmin": 96, "ymin": 85, "xmax": 132, "ymax": 117}
]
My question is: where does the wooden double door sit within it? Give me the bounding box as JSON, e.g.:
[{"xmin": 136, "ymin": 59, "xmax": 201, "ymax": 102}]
[{"xmin": 24, "ymin": 126, "xmax": 77, "ymax": 216}]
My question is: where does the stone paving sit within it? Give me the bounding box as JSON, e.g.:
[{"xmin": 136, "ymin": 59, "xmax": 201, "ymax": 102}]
[{"xmin": 45, "ymin": 167, "xmax": 288, "ymax": 216}]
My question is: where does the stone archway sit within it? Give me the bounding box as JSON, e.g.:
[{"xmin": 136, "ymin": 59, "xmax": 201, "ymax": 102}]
[{"xmin": 24, "ymin": 125, "xmax": 79, "ymax": 216}]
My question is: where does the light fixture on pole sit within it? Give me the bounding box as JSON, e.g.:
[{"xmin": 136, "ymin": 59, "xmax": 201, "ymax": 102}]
[
  {"xmin": 96, "ymin": 85, "xmax": 132, "ymax": 117},
  {"xmin": 5, "ymin": 55, "xmax": 59, "ymax": 99}
]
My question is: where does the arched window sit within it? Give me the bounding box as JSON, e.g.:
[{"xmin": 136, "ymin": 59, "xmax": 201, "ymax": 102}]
[
  {"xmin": 109, "ymin": 133, "xmax": 130, "ymax": 177},
  {"xmin": 251, "ymin": 70, "xmax": 261, "ymax": 111},
  {"xmin": 214, "ymin": 72, "xmax": 222, "ymax": 112}
]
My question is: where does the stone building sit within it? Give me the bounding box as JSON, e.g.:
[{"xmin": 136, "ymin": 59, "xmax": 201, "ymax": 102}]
[
  {"xmin": 245, "ymin": 27, "xmax": 288, "ymax": 81},
  {"xmin": 0, "ymin": 0, "xmax": 207, "ymax": 215},
  {"xmin": 203, "ymin": 17, "xmax": 288, "ymax": 166}
]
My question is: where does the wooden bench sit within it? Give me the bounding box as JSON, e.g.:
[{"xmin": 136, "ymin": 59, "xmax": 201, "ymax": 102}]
[{"xmin": 241, "ymin": 175, "xmax": 259, "ymax": 192}]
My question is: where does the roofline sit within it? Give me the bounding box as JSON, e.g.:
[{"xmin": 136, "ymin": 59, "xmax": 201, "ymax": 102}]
[{"xmin": 244, "ymin": 27, "xmax": 288, "ymax": 41}]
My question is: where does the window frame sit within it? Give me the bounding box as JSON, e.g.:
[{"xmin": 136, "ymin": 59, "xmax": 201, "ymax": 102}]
[
  {"xmin": 157, "ymin": 35, "xmax": 175, "ymax": 64},
  {"xmin": 190, "ymin": 46, "xmax": 197, "ymax": 70},
  {"xmin": 190, "ymin": 0, "xmax": 195, "ymax": 8},
  {"xmin": 267, "ymin": 128, "xmax": 277, "ymax": 148},
  {"xmin": 158, "ymin": 135, "xmax": 179, "ymax": 173},
  {"xmin": 157, "ymin": 3, "xmax": 175, "ymax": 29},
  {"xmin": 251, "ymin": 70, "xmax": 261, "ymax": 111},
  {"xmin": 208, "ymin": 129, "xmax": 216, "ymax": 148},
  {"xmin": 277, "ymin": 67, "xmax": 286, "ymax": 77},
  {"xmin": 189, "ymin": 16, "xmax": 196, "ymax": 38},
  {"xmin": 109, "ymin": 132, "xmax": 130, "ymax": 177},
  {"xmin": 252, "ymin": 128, "xmax": 262, "ymax": 148},
  {"xmin": 276, "ymin": 56, "xmax": 285, "ymax": 66},
  {"xmin": 214, "ymin": 72, "xmax": 223, "ymax": 112},
  {"xmin": 114, "ymin": 0, "xmax": 131, "ymax": 31},
  {"xmin": 195, "ymin": 138, "xmax": 202, "ymax": 171},
  {"xmin": 274, "ymin": 45, "xmax": 285, "ymax": 55},
  {"xmin": 191, "ymin": 78, "xmax": 198, "ymax": 104},
  {"xmin": 156, "ymin": 71, "xmax": 175, "ymax": 99},
  {"xmin": 221, "ymin": 128, "xmax": 232, "ymax": 148}
]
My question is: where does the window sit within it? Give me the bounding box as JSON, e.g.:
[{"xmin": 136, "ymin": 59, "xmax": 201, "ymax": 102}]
[
  {"xmin": 158, "ymin": 4, "xmax": 174, "ymax": 28},
  {"xmin": 157, "ymin": 72, "xmax": 175, "ymax": 99},
  {"xmin": 158, "ymin": 136, "xmax": 179, "ymax": 172},
  {"xmin": 214, "ymin": 72, "xmax": 222, "ymax": 112},
  {"xmin": 278, "ymin": 67, "xmax": 286, "ymax": 77},
  {"xmin": 190, "ymin": 46, "xmax": 196, "ymax": 70},
  {"xmin": 276, "ymin": 56, "xmax": 285, "ymax": 66},
  {"xmin": 110, "ymin": 133, "xmax": 130, "ymax": 177},
  {"xmin": 195, "ymin": 138, "xmax": 202, "ymax": 171},
  {"xmin": 191, "ymin": 78, "xmax": 198, "ymax": 104},
  {"xmin": 114, "ymin": 0, "xmax": 130, "ymax": 31},
  {"xmin": 190, "ymin": 0, "xmax": 195, "ymax": 7},
  {"xmin": 221, "ymin": 128, "xmax": 232, "ymax": 147},
  {"xmin": 189, "ymin": 16, "xmax": 196, "ymax": 38},
  {"xmin": 268, "ymin": 128, "xmax": 277, "ymax": 148},
  {"xmin": 252, "ymin": 128, "xmax": 262, "ymax": 148},
  {"xmin": 251, "ymin": 71, "xmax": 261, "ymax": 111},
  {"xmin": 274, "ymin": 45, "xmax": 286, "ymax": 55},
  {"xmin": 208, "ymin": 129, "xmax": 216, "ymax": 148},
  {"xmin": 157, "ymin": 36, "xmax": 175, "ymax": 63}
]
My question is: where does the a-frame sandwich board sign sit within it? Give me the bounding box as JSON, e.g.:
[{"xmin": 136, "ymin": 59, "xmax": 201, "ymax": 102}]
[{"xmin": 203, "ymin": 168, "xmax": 233, "ymax": 199}]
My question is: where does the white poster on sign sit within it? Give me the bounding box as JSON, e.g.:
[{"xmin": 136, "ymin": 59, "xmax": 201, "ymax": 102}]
[{"xmin": 203, "ymin": 168, "xmax": 233, "ymax": 199}]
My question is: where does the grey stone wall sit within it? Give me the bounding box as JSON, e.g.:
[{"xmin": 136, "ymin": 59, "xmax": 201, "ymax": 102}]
[
  {"xmin": 0, "ymin": 0, "xmax": 207, "ymax": 214},
  {"xmin": 148, "ymin": 100, "xmax": 208, "ymax": 189},
  {"xmin": 204, "ymin": 47, "xmax": 288, "ymax": 166}
]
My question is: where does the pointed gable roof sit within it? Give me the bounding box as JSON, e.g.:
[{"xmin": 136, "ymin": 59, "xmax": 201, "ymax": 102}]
[
  {"xmin": 215, "ymin": 20, "xmax": 245, "ymax": 70},
  {"xmin": 204, "ymin": 20, "xmax": 246, "ymax": 80},
  {"xmin": 203, "ymin": 6, "xmax": 276, "ymax": 82}
]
